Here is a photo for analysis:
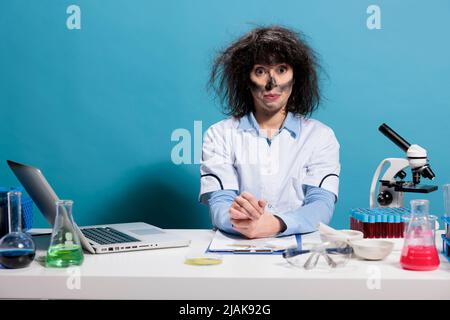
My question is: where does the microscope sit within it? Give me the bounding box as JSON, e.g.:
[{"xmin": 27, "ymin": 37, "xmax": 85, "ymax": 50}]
[{"xmin": 369, "ymin": 123, "xmax": 438, "ymax": 208}]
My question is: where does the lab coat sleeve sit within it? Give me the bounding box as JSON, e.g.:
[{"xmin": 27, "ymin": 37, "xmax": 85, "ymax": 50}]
[
  {"xmin": 207, "ymin": 189, "xmax": 240, "ymax": 235},
  {"xmin": 301, "ymin": 127, "xmax": 340, "ymax": 198},
  {"xmin": 199, "ymin": 124, "xmax": 239, "ymax": 204},
  {"xmin": 275, "ymin": 185, "xmax": 336, "ymax": 236}
]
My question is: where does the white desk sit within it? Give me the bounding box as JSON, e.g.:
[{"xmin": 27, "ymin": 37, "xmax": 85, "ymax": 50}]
[{"xmin": 1, "ymin": 229, "xmax": 449, "ymax": 300}]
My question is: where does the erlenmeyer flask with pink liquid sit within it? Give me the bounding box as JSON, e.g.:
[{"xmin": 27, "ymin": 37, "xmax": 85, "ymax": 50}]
[{"xmin": 400, "ymin": 199, "xmax": 440, "ymax": 271}]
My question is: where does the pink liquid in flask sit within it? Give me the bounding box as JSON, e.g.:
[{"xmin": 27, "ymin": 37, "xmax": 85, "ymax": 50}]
[
  {"xmin": 400, "ymin": 199, "xmax": 440, "ymax": 271},
  {"xmin": 400, "ymin": 245, "xmax": 440, "ymax": 271}
]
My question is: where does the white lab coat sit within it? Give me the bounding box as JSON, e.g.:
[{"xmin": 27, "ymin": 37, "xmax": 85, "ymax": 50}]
[{"xmin": 199, "ymin": 112, "xmax": 340, "ymax": 215}]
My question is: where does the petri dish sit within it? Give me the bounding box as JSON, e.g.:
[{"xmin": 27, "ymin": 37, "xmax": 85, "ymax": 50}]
[{"xmin": 184, "ymin": 253, "xmax": 223, "ymax": 266}]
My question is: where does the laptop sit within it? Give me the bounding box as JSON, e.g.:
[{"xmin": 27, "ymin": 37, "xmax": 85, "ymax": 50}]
[{"xmin": 7, "ymin": 160, "xmax": 190, "ymax": 254}]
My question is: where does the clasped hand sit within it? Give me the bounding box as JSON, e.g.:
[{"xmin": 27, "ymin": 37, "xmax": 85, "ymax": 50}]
[{"xmin": 229, "ymin": 191, "xmax": 283, "ymax": 239}]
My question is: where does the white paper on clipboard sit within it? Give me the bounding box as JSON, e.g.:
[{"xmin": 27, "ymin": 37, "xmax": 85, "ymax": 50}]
[{"xmin": 207, "ymin": 230, "xmax": 299, "ymax": 253}]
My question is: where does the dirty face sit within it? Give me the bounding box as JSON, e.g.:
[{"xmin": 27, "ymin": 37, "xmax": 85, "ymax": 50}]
[{"xmin": 249, "ymin": 63, "xmax": 294, "ymax": 114}]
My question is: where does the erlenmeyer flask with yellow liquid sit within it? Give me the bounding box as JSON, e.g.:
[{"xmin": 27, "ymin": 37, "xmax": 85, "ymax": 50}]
[{"xmin": 46, "ymin": 200, "xmax": 84, "ymax": 268}]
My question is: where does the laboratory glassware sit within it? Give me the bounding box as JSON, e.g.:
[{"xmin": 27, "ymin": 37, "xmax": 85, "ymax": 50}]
[
  {"xmin": 0, "ymin": 191, "xmax": 36, "ymax": 269},
  {"xmin": 400, "ymin": 199, "xmax": 440, "ymax": 271},
  {"xmin": 442, "ymin": 184, "xmax": 450, "ymax": 260},
  {"xmin": 444, "ymin": 184, "xmax": 450, "ymax": 218},
  {"xmin": 46, "ymin": 200, "xmax": 84, "ymax": 268}
]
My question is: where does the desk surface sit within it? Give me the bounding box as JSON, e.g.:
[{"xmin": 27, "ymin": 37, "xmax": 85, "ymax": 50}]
[{"xmin": 1, "ymin": 229, "xmax": 449, "ymax": 300}]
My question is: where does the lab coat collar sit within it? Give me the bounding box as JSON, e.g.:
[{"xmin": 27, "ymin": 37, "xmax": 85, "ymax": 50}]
[{"xmin": 238, "ymin": 111, "xmax": 300, "ymax": 139}]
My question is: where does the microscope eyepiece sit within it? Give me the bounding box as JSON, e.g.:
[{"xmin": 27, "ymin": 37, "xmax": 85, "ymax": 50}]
[{"xmin": 379, "ymin": 123, "xmax": 411, "ymax": 152}]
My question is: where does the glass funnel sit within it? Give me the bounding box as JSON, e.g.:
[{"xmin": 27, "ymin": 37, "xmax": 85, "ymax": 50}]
[
  {"xmin": 400, "ymin": 199, "xmax": 440, "ymax": 271},
  {"xmin": 46, "ymin": 200, "xmax": 84, "ymax": 268},
  {"xmin": 0, "ymin": 191, "xmax": 36, "ymax": 269}
]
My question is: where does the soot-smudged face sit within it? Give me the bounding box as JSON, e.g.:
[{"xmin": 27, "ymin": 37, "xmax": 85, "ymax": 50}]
[{"xmin": 249, "ymin": 63, "xmax": 294, "ymax": 115}]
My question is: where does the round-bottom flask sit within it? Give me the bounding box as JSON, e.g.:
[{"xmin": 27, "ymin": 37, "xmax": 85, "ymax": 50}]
[{"xmin": 0, "ymin": 191, "xmax": 36, "ymax": 269}]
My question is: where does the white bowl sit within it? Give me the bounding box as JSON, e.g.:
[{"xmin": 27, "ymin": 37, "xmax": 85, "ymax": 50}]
[
  {"xmin": 320, "ymin": 229, "xmax": 364, "ymax": 243},
  {"xmin": 350, "ymin": 239, "xmax": 394, "ymax": 261}
]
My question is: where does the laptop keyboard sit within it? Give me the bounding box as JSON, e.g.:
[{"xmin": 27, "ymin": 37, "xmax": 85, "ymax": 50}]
[{"xmin": 81, "ymin": 227, "xmax": 141, "ymax": 245}]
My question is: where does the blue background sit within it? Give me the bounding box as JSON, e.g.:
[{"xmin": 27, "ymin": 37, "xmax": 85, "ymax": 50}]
[{"xmin": 1, "ymin": 0, "xmax": 449, "ymax": 230}]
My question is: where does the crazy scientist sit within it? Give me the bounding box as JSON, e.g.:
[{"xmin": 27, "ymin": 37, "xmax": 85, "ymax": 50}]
[{"xmin": 199, "ymin": 26, "xmax": 340, "ymax": 239}]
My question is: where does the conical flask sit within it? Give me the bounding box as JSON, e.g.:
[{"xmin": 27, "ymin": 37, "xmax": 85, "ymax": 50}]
[
  {"xmin": 46, "ymin": 200, "xmax": 84, "ymax": 268},
  {"xmin": 400, "ymin": 199, "xmax": 440, "ymax": 271}
]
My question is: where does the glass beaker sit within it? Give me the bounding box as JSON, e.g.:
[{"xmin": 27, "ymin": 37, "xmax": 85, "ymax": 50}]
[
  {"xmin": 46, "ymin": 200, "xmax": 84, "ymax": 268},
  {"xmin": 0, "ymin": 191, "xmax": 36, "ymax": 269},
  {"xmin": 400, "ymin": 199, "xmax": 440, "ymax": 271}
]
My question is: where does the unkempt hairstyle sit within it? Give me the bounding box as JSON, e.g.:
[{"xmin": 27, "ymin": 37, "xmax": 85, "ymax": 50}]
[{"xmin": 209, "ymin": 26, "xmax": 322, "ymax": 118}]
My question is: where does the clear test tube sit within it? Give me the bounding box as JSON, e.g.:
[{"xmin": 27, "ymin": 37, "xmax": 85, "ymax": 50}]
[
  {"xmin": 444, "ymin": 184, "xmax": 450, "ymax": 218},
  {"xmin": 444, "ymin": 184, "xmax": 450, "ymax": 238}
]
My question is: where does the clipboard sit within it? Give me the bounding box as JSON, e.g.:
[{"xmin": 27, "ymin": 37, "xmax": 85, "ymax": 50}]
[{"xmin": 206, "ymin": 230, "xmax": 302, "ymax": 255}]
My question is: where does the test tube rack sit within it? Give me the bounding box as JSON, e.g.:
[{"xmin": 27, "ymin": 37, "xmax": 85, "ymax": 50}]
[
  {"xmin": 350, "ymin": 207, "xmax": 410, "ymax": 238},
  {"xmin": 442, "ymin": 216, "xmax": 450, "ymax": 261}
]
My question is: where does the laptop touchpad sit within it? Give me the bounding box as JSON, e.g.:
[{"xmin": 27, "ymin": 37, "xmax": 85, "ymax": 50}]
[{"xmin": 130, "ymin": 229, "xmax": 164, "ymax": 236}]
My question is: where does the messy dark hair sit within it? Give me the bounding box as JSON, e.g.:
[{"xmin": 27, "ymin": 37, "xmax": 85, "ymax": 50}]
[{"xmin": 209, "ymin": 25, "xmax": 323, "ymax": 118}]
